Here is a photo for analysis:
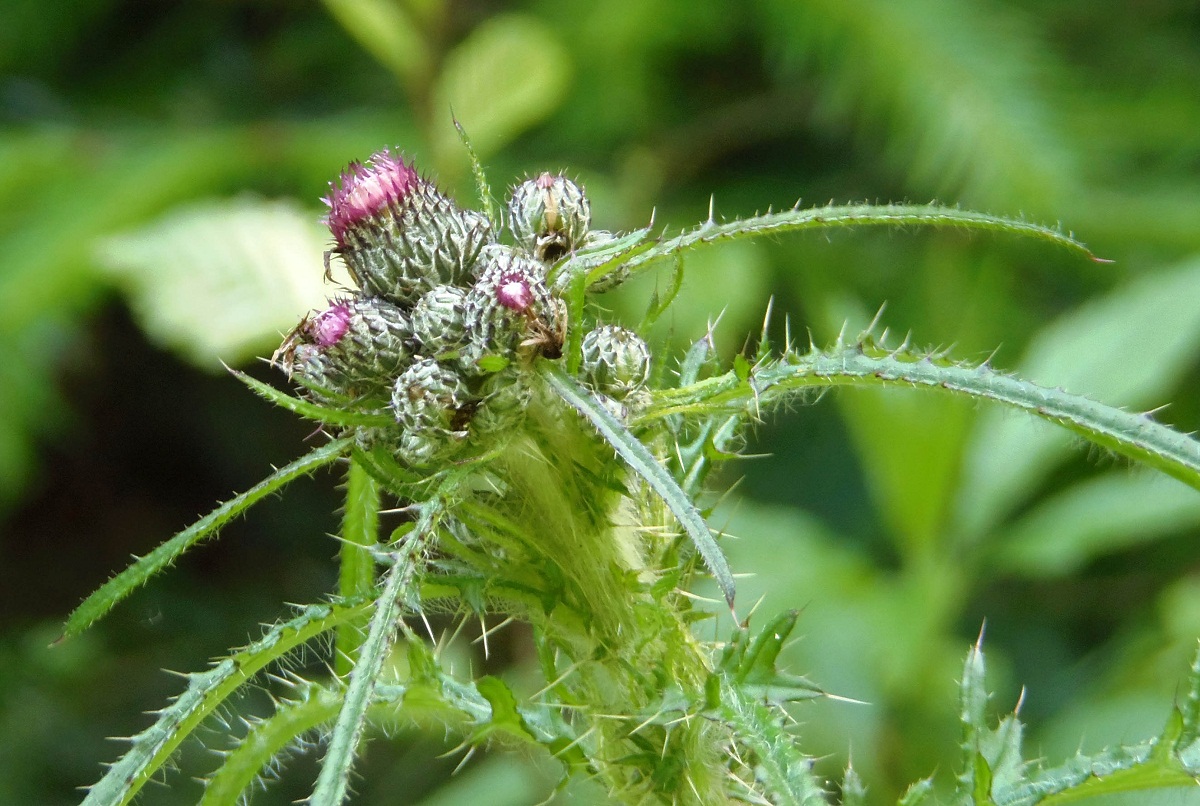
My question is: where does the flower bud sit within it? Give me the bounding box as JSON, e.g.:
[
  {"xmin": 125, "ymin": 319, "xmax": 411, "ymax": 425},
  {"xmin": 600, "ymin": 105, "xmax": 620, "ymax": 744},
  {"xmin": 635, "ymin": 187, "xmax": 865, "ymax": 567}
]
[
  {"xmin": 460, "ymin": 249, "xmax": 564, "ymax": 371},
  {"xmin": 470, "ymin": 370, "xmax": 533, "ymax": 436},
  {"xmin": 410, "ymin": 285, "xmax": 468, "ymax": 357},
  {"xmin": 508, "ymin": 172, "xmax": 590, "ymax": 263},
  {"xmin": 580, "ymin": 325, "xmax": 651, "ymax": 399},
  {"xmin": 323, "ymin": 149, "xmax": 492, "ymax": 304},
  {"xmin": 390, "ymin": 358, "xmax": 470, "ymax": 466},
  {"xmin": 278, "ymin": 297, "xmax": 412, "ymax": 403}
]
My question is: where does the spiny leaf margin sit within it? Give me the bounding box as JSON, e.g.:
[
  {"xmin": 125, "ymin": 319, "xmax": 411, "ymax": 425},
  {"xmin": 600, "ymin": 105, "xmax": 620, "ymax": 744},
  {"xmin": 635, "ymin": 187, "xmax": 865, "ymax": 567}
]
[
  {"xmin": 540, "ymin": 362, "xmax": 737, "ymax": 608},
  {"xmin": 83, "ymin": 601, "xmax": 370, "ymax": 806},
  {"xmin": 588, "ymin": 203, "xmax": 1100, "ymax": 289},
  {"xmin": 308, "ymin": 489, "xmax": 453, "ymax": 806},
  {"xmin": 639, "ymin": 340, "xmax": 1200, "ymax": 494},
  {"xmin": 62, "ymin": 437, "xmax": 352, "ymax": 640},
  {"xmin": 231, "ymin": 368, "xmax": 395, "ymax": 428}
]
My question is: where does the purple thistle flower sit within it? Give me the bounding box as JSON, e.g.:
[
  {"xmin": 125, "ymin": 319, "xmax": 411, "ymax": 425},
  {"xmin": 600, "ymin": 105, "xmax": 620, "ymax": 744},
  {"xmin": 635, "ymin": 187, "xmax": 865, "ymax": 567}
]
[
  {"xmin": 496, "ymin": 271, "xmax": 534, "ymax": 312},
  {"xmin": 307, "ymin": 302, "xmax": 353, "ymax": 347},
  {"xmin": 322, "ymin": 149, "xmax": 419, "ymax": 247}
]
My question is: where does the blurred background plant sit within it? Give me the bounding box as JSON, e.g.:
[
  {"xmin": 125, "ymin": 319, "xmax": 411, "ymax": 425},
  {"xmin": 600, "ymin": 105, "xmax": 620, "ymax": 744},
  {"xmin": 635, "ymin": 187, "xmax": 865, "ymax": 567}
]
[{"xmin": 3, "ymin": 1, "xmax": 1200, "ymax": 803}]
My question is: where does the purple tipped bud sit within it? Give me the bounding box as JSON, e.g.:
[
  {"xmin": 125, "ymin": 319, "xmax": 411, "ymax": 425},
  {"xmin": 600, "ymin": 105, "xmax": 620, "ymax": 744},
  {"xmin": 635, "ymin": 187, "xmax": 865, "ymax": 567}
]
[
  {"xmin": 323, "ymin": 149, "xmax": 492, "ymax": 304},
  {"xmin": 496, "ymin": 272, "xmax": 535, "ymax": 312},
  {"xmin": 323, "ymin": 150, "xmax": 419, "ymax": 247},
  {"xmin": 308, "ymin": 303, "xmax": 353, "ymax": 347},
  {"xmin": 461, "ymin": 249, "xmax": 563, "ymax": 370},
  {"xmin": 277, "ymin": 297, "xmax": 413, "ymax": 404}
]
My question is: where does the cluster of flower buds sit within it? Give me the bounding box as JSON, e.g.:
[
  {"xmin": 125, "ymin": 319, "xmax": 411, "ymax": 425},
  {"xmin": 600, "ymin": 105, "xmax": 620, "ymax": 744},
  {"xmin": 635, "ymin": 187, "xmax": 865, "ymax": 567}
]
[{"xmin": 276, "ymin": 149, "xmax": 651, "ymax": 466}]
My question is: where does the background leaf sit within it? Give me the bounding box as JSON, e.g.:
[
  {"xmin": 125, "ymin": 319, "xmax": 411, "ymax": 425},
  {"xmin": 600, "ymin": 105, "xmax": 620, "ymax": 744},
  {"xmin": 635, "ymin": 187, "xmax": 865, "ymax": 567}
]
[{"xmin": 95, "ymin": 198, "xmax": 348, "ymax": 369}]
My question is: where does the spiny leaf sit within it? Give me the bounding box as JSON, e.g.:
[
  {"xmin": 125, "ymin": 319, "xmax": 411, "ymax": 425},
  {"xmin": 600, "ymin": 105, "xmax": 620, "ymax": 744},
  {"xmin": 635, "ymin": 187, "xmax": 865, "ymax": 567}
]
[
  {"xmin": 720, "ymin": 611, "xmax": 825, "ymax": 704},
  {"xmin": 61, "ymin": 438, "xmax": 352, "ymax": 640},
  {"xmin": 230, "ymin": 368, "xmax": 395, "ymax": 427},
  {"xmin": 83, "ymin": 602, "xmax": 370, "ymax": 806},
  {"xmin": 548, "ymin": 225, "xmax": 654, "ymax": 288},
  {"xmin": 200, "ymin": 683, "xmax": 344, "ymax": 806},
  {"xmin": 540, "ymin": 363, "xmax": 736, "ymax": 607},
  {"xmin": 640, "ymin": 254, "xmax": 686, "ymax": 332},
  {"xmin": 452, "ymin": 115, "xmax": 499, "ymax": 231},
  {"xmin": 309, "ymin": 491, "xmax": 450, "ymax": 806},
  {"xmin": 1180, "ymin": 641, "xmax": 1200, "ymax": 748},
  {"xmin": 841, "ymin": 764, "xmax": 868, "ymax": 806},
  {"xmin": 592, "ymin": 203, "xmax": 1098, "ymax": 288},
  {"xmin": 1002, "ymin": 739, "xmax": 1193, "ymax": 805},
  {"xmin": 897, "ymin": 777, "xmax": 935, "ymax": 805},
  {"xmin": 717, "ymin": 677, "xmax": 830, "ymax": 806},
  {"xmin": 639, "ymin": 341, "xmax": 1200, "ymax": 494},
  {"xmin": 961, "ymin": 256, "xmax": 1200, "ymax": 537}
]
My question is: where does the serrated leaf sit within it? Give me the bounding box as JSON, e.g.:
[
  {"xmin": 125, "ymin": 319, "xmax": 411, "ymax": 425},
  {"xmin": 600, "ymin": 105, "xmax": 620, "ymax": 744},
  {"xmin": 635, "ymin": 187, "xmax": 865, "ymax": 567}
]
[
  {"xmin": 721, "ymin": 611, "xmax": 825, "ymax": 704},
  {"xmin": 960, "ymin": 256, "xmax": 1200, "ymax": 536},
  {"xmin": 83, "ymin": 603, "xmax": 369, "ymax": 806},
  {"xmin": 841, "ymin": 764, "xmax": 868, "ymax": 806},
  {"xmin": 541, "ymin": 364, "xmax": 736, "ymax": 607},
  {"xmin": 432, "ymin": 14, "xmax": 571, "ymax": 168},
  {"xmin": 640, "ymin": 342, "xmax": 1200, "ymax": 494},
  {"xmin": 614, "ymin": 203, "xmax": 1097, "ymax": 286},
  {"xmin": 897, "ymin": 777, "xmax": 935, "ymax": 805},
  {"xmin": 1180, "ymin": 642, "xmax": 1200, "ymax": 748},
  {"xmin": 95, "ymin": 197, "xmax": 345, "ymax": 369},
  {"xmin": 310, "ymin": 497, "xmax": 446, "ymax": 806},
  {"xmin": 231, "ymin": 369, "xmax": 396, "ymax": 428},
  {"xmin": 960, "ymin": 639, "xmax": 989, "ymax": 753}
]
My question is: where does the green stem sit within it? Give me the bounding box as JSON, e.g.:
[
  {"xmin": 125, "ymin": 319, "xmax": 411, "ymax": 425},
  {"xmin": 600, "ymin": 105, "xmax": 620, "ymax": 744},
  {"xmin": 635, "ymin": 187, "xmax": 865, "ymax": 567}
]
[
  {"xmin": 309, "ymin": 498, "xmax": 444, "ymax": 806},
  {"xmin": 336, "ymin": 458, "xmax": 380, "ymax": 676}
]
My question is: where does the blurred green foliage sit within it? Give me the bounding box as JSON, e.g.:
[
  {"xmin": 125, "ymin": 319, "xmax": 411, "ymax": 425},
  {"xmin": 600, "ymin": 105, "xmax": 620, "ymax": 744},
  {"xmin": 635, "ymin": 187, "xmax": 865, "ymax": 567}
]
[{"xmin": 3, "ymin": 0, "xmax": 1200, "ymax": 803}]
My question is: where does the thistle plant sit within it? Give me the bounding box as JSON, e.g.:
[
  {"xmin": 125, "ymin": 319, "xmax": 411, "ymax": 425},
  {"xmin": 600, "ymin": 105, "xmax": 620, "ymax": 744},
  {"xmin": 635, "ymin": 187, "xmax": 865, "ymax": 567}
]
[{"xmin": 65, "ymin": 143, "xmax": 1200, "ymax": 806}]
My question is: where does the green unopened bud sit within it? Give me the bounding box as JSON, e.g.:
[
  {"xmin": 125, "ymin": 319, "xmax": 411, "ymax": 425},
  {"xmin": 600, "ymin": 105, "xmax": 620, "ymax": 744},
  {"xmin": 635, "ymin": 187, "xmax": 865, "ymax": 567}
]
[
  {"xmin": 470, "ymin": 370, "xmax": 533, "ymax": 436},
  {"xmin": 508, "ymin": 172, "xmax": 591, "ymax": 263},
  {"xmin": 410, "ymin": 285, "xmax": 468, "ymax": 357},
  {"xmin": 580, "ymin": 325, "xmax": 651, "ymax": 399},
  {"xmin": 390, "ymin": 358, "xmax": 470, "ymax": 466}
]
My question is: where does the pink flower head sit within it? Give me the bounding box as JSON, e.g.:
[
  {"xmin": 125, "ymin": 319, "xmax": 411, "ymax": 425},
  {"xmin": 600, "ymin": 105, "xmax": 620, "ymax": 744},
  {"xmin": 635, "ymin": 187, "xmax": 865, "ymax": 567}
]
[
  {"xmin": 323, "ymin": 149, "xmax": 418, "ymax": 245},
  {"xmin": 495, "ymin": 271, "xmax": 534, "ymax": 312},
  {"xmin": 308, "ymin": 302, "xmax": 352, "ymax": 347}
]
